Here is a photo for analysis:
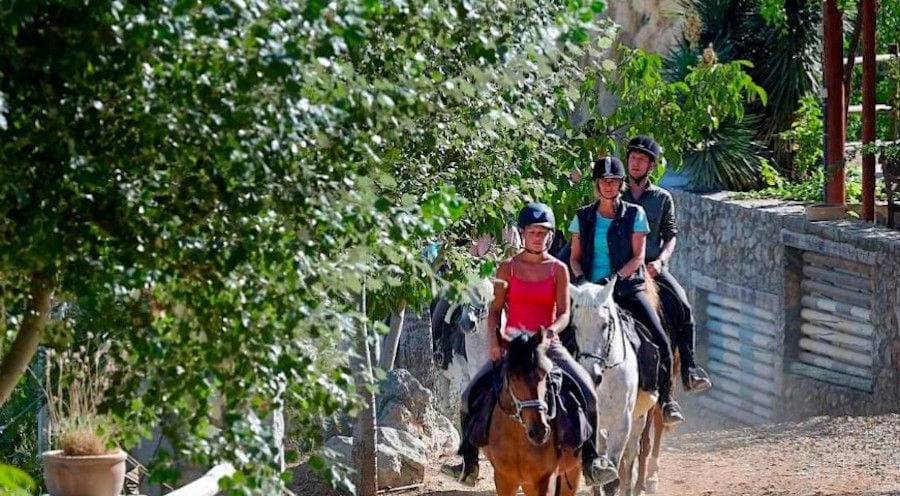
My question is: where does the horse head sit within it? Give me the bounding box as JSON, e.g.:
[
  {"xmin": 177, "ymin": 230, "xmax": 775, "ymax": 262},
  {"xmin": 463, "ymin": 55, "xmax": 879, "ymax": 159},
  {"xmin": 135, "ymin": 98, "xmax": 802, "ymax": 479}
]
[
  {"xmin": 570, "ymin": 279, "xmax": 618, "ymax": 367},
  {"xmin": 501, "ymin": 329, "xmax": 554, "ymax": 446}
]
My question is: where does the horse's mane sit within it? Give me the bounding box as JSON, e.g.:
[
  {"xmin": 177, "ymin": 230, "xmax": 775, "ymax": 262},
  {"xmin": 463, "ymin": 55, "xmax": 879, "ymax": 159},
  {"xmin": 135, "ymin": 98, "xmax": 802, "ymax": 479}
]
[{"xmin": 505, "ymin": 331, "xmax": 551, "ymax": 376}]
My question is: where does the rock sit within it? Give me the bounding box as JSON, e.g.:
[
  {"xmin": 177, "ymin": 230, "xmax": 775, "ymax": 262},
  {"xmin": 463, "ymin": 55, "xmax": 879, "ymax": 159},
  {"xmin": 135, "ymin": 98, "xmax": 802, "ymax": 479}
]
[
  {"xmin": 376, "ymin": 369, "xmax": 459, "ymax": 456},
  {"xmin": 323, "ymin": 426, "xmax": 427, "ymax": 489}
]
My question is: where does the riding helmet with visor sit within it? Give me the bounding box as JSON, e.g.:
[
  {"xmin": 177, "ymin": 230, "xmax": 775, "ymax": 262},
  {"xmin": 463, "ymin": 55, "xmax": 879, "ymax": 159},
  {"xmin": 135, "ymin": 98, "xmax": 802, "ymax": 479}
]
[
  {"xmin": 626, "ymin": 135, "xmax": 661, "ymax": 163},
  {"xmin": 517, "ymin": 202, "xmax": 556, "ymax": 229},
  {"xmin": 591, "ymin": 156, "xmax": 626, "ymax": 180}
]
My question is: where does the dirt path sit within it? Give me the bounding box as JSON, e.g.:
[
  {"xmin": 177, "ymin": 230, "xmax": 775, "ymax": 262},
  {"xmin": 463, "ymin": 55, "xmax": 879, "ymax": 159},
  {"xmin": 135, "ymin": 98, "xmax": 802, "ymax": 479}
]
[{"xmin": 416, "ymin": 413, "xmax": 900, "ymax": 496}]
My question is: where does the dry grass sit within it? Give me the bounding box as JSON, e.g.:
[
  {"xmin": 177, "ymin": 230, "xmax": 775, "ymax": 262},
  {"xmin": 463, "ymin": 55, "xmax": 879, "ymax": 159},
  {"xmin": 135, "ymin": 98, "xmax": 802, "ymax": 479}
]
[{"xmin": 43, "ymin": 337, "xmax": 117, "ymax": 456}]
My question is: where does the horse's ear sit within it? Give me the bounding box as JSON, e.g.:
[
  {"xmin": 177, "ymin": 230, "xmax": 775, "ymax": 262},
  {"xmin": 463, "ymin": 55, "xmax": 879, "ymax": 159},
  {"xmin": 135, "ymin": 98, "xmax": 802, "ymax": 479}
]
[{"xmin": 597, "ymin": 278, "xmax": 615, "ymax": 305}]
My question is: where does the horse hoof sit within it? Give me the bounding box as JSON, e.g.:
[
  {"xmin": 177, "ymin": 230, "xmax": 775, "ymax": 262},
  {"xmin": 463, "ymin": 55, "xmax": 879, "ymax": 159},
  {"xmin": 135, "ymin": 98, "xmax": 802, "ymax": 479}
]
[{"xmin": 645, "ymin": 479, "xmax": 659, "ymax": 493}]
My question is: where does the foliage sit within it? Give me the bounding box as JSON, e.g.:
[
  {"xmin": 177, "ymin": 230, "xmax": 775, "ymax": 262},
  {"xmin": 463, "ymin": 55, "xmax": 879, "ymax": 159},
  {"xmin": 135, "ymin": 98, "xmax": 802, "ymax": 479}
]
[
  {"xmin": 861, "ymin": 141, "xmax": 900, "ymax": 161},
  {"xmin": 778, "ymin": 92, "xmax": 824, "ymax": 180},
  {"xmin": 845, "ymin": 1, "xmax": 900, "ymax": 145},
  {"xmin": 0, "ymin": 374, "xmax": 42, "ymax": 485},
  {"xmin": 681, "ymin": 116, "xmax": 766, "ymax": 191},
  {"xmin": 736, "ymin": 165, "xmax": 883, "ymax": 203},
  {"xmin": 759, "ymin": 0, "xmax": 852, "ymax": 28},
  {"xmin": 668, "ymin": 0, "xmax": 821, "ymax": 181},
  {"xmin": 0, "ymin": 464, "xmax": 35, "ymax": 496},
  {"xmin": 0, "ymin": 0, "xmax": 612, "ymax": 493}
]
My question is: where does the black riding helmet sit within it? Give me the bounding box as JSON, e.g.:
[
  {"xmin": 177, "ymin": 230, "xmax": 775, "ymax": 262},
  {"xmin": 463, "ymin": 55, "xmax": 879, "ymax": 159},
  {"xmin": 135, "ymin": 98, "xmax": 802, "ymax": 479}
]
[
  {"xmin": 626, "ymin": 135, "xmax": 661, "ymax": 162},
  {"xmin": 591, "ymin": 156, "xmax": 626, "ymax": 180},
  {"xmin": 517, "ymin": 202, "xmax": 556, "ymax": 229}
]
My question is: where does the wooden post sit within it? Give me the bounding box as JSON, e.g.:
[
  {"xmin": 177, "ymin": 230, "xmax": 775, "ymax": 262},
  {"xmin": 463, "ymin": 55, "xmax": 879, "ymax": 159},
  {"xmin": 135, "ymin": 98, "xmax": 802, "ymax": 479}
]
[
  {"xmin": 861, "ymin": 0, "xmax": 877, "ymax": 220},
  {"xmin": 824, "ymin": 0, "xmax": 846, "ymax": 204}
]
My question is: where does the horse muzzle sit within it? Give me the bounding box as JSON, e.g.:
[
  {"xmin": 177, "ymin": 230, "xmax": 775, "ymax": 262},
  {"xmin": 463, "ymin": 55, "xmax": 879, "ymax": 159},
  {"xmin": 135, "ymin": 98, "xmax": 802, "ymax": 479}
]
[{"xmin": 526, "ymin": 420, "xmax": 551, "ymax": 446}]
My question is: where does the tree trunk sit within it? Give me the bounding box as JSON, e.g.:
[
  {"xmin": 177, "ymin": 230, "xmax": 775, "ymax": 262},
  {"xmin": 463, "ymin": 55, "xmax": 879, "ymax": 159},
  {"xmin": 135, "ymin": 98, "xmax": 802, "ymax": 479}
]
[
  {"xmin": 351, "ymin": 287, "xmax": 377, "ymax": 496},
  {"xmin": 0, "ymin": 273, "xmax": 54, "ymax": 408},
  {"xmin": 378, "ymin": 304, "xmax": 406, "ymax": 372}
]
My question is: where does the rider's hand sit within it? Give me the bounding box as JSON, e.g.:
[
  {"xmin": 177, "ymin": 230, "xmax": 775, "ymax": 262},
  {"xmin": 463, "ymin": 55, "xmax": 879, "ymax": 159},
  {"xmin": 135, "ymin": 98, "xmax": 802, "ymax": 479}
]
[
  {"xmin": 490, "ymin": 345, "xmax": 503, "ymax": 362},
  {"xmin": 573, "ymin": 274, "xmax": 586, "ymax": 286},
  {"xmin": 647, "ymin": 260, "xmax": 662, "ymax": 278},
  {"xmin": 540, "ymin": 326, "xmax": 556, "ymax": 340}
]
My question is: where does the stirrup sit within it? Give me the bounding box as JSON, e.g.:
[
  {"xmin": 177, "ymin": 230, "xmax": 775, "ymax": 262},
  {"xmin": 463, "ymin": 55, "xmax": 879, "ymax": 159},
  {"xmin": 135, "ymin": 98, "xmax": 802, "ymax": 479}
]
[
  {"xmin": 583, "ymin": 455, "xmax": 618, "ymax": 487},
  {"xmin": 684, "ymin": 367, "xmax": 713, "ymax": 393}
]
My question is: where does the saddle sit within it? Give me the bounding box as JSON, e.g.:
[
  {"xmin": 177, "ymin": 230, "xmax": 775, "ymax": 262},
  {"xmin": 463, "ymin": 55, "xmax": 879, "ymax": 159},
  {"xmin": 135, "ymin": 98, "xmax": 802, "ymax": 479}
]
[{"xmin": 464, "ymin": 362, "xmax": 591, "ymax": 450}]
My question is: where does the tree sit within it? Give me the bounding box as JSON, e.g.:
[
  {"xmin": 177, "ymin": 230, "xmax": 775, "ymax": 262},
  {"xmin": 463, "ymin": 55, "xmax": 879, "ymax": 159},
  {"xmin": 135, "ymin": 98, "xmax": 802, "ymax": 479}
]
[{"xmin": 0, "ymin": 0, "xmax": 609, "ymax": 492}]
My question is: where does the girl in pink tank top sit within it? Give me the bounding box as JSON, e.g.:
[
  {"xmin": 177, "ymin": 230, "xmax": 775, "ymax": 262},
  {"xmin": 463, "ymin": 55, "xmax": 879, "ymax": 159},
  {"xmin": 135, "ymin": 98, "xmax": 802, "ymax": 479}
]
[{"xmin": 504, "ymin": 261, "xmax": 557, "ymax": 335}]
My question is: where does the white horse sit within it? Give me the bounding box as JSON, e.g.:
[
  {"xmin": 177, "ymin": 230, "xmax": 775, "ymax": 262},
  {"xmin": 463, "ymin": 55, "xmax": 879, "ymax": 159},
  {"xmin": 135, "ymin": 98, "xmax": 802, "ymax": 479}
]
[
  {"xmin": 570, "ymin": 280, "xmax": 658, "ymax": 496},
  {"xmin": 437, "ymin": 278, "xmax": 495, "ymax": 409}
]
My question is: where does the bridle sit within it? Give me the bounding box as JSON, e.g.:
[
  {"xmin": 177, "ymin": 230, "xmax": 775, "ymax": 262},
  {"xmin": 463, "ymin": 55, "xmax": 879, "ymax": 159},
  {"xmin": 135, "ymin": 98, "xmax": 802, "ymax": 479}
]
[
  {"xmin": 498, "ymin": 365, "xmax": 557, "ymax": 426},
  {"xmin": 577, "ymin": 307, "xmax": 626, "ymax": 378}
]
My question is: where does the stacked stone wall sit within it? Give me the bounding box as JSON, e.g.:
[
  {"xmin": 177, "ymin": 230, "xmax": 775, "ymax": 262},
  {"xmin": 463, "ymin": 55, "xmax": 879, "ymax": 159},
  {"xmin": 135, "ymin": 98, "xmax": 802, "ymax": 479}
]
[{"xmin": 671, "ymin": 191, "xmax": 900, "ymax": 419}]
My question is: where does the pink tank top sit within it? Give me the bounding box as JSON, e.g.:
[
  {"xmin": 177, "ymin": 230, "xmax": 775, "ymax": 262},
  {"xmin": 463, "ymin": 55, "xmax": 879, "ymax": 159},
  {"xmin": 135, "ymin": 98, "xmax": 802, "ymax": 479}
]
[{"xmin": 505, "ymin": 261, "xmax": 557, "ymax": 335}]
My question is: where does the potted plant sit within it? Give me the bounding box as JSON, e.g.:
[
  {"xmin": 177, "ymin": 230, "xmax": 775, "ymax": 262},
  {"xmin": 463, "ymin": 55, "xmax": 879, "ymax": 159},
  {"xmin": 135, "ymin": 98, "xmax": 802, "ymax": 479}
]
[{"xmin": 42, "ymin": 339, "xmax": 128, "ymax": 496}]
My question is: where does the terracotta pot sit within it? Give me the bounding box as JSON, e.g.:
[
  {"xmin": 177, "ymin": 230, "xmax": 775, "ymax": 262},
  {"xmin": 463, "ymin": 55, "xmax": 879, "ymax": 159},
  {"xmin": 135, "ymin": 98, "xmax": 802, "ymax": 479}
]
[{"xmin": 43, "ymin": 449, "xmax": 127, "ymax": 496}]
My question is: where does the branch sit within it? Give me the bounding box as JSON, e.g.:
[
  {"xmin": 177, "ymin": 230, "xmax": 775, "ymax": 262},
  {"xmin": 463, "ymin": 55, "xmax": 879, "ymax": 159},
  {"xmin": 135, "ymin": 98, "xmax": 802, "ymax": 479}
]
[
  {"xmin": 377, "ymin": 304, "xmax": 407, "ymax": 371},
  {"xmin": 0, "ymin": 273, "xmax": 54, "ymax": 408}
]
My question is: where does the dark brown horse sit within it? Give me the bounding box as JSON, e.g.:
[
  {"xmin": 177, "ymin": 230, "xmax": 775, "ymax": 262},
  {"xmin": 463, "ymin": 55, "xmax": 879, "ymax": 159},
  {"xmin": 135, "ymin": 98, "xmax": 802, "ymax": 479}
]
[
  {"xmin": 634, "ymin": 279, "xmax": 683, "ymax": 495},
  {"xmin": 483, "ymin": 329, "xmax": 582, "ymax": 496}
]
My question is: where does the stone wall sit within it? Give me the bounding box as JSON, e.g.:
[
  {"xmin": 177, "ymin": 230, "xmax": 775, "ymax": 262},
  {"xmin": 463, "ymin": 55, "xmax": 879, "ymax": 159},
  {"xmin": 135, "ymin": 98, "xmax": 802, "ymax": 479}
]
[{"xmin": 671, "ymin": 191, "xmax": 900, "ymax": 420}]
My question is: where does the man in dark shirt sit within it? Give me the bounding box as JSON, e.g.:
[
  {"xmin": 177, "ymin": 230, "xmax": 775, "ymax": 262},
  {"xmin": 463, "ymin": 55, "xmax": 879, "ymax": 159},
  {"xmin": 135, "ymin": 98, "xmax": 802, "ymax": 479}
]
[{"xmin": 622, "ymin": 135, "xmax": 712, "ymax": 394}]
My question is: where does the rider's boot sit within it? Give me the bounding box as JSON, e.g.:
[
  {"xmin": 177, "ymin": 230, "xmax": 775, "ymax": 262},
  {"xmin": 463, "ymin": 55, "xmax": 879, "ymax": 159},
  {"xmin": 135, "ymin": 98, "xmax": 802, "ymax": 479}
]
[
  {"xmin": 677, "ymin": 324, "xmax": 713, "ymax": 393},
  {"xmin": 659, "ymin": 365, "xmax": 685, "ymax": 426},
  {"xmin": 581, "ymin": 412, "xmax": 618, "ymax": 487}
]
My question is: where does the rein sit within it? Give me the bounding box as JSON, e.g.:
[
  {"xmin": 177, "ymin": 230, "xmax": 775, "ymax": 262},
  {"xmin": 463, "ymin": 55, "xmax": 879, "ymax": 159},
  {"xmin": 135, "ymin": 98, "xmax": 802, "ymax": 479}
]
[
  {"xmin": 497, "ymin": 369, "xmax": 558, "ymax": 426},
  {"xmin": 578, "ymin": 311, "xmax": 626, "ymax": 377}
]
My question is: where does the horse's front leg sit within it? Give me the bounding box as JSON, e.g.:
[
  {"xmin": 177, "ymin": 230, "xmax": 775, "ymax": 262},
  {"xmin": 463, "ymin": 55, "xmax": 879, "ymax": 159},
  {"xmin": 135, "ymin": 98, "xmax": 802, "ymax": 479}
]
[
  {"xmin": 494, "ymin": 471, "xmax": 520, "ymax": 496},
  {"xmin": 522, "ymin": 474, "xmax": 555, "ymax": 496},
  {"xmin": 597, "ymin": 367, "xmax": 637, "ymax": 474}
]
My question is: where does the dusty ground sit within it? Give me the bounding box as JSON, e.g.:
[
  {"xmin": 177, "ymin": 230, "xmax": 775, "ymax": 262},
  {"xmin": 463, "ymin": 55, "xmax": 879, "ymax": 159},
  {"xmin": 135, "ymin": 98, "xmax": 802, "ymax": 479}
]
[{"xmin": 292, "ymin": 408, "xmax": 900, "ymax": 496}]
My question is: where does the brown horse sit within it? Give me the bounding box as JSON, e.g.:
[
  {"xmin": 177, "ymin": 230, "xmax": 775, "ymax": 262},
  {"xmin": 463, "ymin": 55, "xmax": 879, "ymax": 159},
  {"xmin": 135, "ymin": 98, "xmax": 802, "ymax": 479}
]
[
  {"xmin": 482, "ymin": 329, "xmax": 583, "ymax": 496},
  {"xmin": 634, "ymin": 278, "xmax": 683, "ymax": 495}
]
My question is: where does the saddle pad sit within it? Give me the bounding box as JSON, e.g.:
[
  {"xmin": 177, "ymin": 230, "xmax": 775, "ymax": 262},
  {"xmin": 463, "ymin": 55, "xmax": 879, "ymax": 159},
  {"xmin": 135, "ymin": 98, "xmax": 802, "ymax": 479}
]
[{"xmin": 619, "ymin": 310, "xmax": 660, "ymax": 392}]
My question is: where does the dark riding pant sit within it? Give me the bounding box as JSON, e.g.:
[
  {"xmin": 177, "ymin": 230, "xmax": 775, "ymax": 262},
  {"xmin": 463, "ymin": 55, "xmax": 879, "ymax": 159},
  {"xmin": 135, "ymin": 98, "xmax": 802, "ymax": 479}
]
[
  {"xmin": 457, "ymin": 360, "xmax": 495, "ymax": 464},
  {"xmin": 615, "ymin": 289, "xmax": 674, "ymax": 403},
  {"xmin": 654, "ymin": 269, "xmax": 698, "ymax": 380}
]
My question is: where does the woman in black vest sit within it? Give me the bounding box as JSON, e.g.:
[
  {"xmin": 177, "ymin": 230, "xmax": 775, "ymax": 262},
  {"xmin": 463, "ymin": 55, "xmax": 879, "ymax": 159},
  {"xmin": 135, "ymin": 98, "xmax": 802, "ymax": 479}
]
[{"xmin": 568, "ymin": 156, "xmax": 684, "ymax": 426}]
